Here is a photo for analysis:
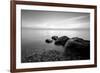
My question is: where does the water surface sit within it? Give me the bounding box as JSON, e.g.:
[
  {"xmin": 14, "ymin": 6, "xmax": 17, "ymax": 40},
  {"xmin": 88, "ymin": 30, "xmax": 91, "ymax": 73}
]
[{"xmin": 21, "ymin": 29, "xmax": 90, "ymax": 58}]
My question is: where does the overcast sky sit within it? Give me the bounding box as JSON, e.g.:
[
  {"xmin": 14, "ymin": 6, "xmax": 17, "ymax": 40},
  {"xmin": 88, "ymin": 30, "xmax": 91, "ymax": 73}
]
[{"xmin": 21, "ymin": 10, "xmax": 90, "ymax": 29}]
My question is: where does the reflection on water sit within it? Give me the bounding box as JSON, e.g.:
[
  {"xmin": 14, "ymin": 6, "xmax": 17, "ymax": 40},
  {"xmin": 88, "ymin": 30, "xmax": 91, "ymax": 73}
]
[{"xmin": 21, "ymin": 29, "xmax": 90, "ymax": 58}]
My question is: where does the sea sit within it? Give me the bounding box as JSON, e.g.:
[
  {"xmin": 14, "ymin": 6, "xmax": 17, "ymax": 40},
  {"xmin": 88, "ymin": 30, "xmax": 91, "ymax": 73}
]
[{"xmin": 21, "ymin": 28, "xmax": 90, "ymax": 58}]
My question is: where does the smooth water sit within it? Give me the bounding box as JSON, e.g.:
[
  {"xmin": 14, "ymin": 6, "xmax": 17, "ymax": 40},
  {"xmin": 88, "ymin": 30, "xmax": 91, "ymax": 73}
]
[{"xmin": 21, "ymin": 29, "xmax": 90, "ymax": 58}]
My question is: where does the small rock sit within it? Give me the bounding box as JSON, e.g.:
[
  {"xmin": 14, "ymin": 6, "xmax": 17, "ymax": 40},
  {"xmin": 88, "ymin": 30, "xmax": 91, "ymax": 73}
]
[
  {"xmin": 51, "ymin": 36, "xmax": 58, "ymax": 40},
  {"xmin": 45, "ymin": 39, "xmax": 53, "ymax": 43}
]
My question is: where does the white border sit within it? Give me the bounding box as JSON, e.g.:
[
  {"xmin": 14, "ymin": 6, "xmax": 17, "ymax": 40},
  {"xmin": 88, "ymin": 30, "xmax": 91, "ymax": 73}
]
[{"xmin": 16, "ymin": 5, "xmax": 95, "ymax": 69}]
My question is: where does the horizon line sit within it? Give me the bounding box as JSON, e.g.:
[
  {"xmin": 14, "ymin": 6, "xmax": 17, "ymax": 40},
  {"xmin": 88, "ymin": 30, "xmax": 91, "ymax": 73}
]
[{"xmin": 22, "ymin": 27, "xmax": 90, "ymax": 30}]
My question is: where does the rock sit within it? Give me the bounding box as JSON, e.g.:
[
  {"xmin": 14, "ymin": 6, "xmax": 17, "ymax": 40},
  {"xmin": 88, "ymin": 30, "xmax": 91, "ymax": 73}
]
[
  {"xmin": 71, "ymin": 37, "xmax": 84, "ymax": 42},
  {"xmin": 51, "ymin": 36, "xmax": 58, "ymax": 40},
  {"xmin": 64, "ymin": 37, "xmax": 90, "ymax": 59},
  {"xmin": 45, "ymin": 39, "xmax": 53, "ymax": 43},
  {"xmin": 54, "ymin": 36, "xmax": 69, "ymax": 46}
]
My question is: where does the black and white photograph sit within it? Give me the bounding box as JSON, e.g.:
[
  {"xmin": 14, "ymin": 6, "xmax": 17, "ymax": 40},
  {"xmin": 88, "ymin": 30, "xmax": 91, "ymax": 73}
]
[
  {"xmin": 11, "ymin": 1, "xmax": 97, "ymax": 72},
  {"xmin": 21, "ymin": 10, "xmax": 90, "ymax": 63}
]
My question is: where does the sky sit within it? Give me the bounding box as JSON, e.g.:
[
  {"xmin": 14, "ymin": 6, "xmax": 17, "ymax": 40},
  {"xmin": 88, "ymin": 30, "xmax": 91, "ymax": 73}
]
[{"xmin": 21, "ymin": 10, "xmax": 90, "ymax": 29}]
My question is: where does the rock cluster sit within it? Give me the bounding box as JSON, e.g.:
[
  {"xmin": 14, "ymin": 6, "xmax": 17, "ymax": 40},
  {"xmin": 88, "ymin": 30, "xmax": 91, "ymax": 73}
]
[{"xmin": 45, "ymin": 36, "xmax": 90, "ymax": 59}]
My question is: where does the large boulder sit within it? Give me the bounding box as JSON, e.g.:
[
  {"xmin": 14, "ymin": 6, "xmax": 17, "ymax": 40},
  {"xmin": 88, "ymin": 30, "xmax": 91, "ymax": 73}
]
[
  {"xmin": 64, "ymin": 37, "xmax": 90, "ymax": 59},
  {"xmin": 54, "ymin": 36, "xmax": 69, "ymax": 46}
]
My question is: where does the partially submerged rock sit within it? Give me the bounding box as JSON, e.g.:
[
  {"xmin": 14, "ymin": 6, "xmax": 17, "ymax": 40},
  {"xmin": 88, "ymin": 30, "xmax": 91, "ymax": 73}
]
[
  {"xmin": 54, "ymin": 36, "xmax": 69, "ymax": 46},
  {"xmin": 64, "ymin": 37, "xmax": 90, "ymax": 59},
  {"xmin": 51, "ymin": 36, "xmax": 58, "ymax": 41},
  {"xmin": 45, "ymin": 39, "xmax": 53, "ymax": 43}
]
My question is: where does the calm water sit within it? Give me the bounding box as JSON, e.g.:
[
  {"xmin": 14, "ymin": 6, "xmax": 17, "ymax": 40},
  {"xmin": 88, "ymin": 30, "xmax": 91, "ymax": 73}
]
[{"xmin": 21, "ymin": 29, "xmax": 90, "ymax": 58}]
